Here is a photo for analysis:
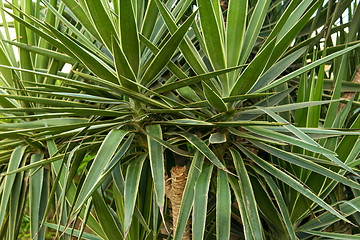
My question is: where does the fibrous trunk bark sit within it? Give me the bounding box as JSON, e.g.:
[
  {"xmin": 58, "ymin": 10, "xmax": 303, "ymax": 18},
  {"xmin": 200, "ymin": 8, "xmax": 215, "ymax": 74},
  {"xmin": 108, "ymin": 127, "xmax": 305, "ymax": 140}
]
[{"xmin": 165, "ymin": 165, "xmax": 190, "ymax": 240}]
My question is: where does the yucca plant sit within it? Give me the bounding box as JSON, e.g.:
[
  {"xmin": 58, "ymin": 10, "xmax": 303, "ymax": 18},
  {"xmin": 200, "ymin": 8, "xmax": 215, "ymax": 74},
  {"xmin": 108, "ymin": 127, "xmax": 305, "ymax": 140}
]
[{"xmin": 0, "ymin": 0, "xmax": 360, "ymax": 239}]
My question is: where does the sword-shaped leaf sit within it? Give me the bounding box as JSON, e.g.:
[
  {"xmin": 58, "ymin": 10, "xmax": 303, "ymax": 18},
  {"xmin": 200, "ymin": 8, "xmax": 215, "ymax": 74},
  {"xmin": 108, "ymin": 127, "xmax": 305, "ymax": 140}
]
[
  {"xmin": 119, "ymin": 0, "xmax": 140, "ymax": 75},
  {"xmin": 304, "ymin": 231, "xmax": 360, "ymax": 239},
  {"xmin": 140, "ymin": 11, "xmax": 197, "ymax": 86},
  {"xmin": 193, "ymin": 164, "xmax": 213, "ymax": 240},
  {"xmin": 256, "ymin": 42, "xmax": 360, "ymax": 92},
  {"xmin": 44, "ymin": 23, "xmax": 118, "ymax": 83},
  {"xmin": 259, "ymin": 107, "xmax": 359, "ymax": 177},
  {"xmin": 92, "ymin": 190, "xmax": 124, "ymax": 239},
  {"xmin": 176, "ymin": 132, "xmax": 227, "ymax": 171},
  {"xmin": 29, "ymin": 153, "xmax": 45, "ymax": 240},
  {"xmin": 111, "ymin": 36, "xmax": 138, "ymax": 91},
  {"xmin": 239, "ymin": 0, "xmax": 272, "ymax": 64},
  {"xmin": 230, "ymin": 38, "xmax": 276, "ymax": 96},
  {"xmin": 236, "ymin": 143, "xmax": 353, "ymax": 225},
  {"xmin": 216, "ymin": 169, "xmax": 231, "ymax": 240},
  {"xmin": 154, "ymin": 65, "xmax": 246, "ymax": 93},
  {"xmin": 74, "ymin": 130, "xmax": 128, "ymax": 212},
  {"xmin": 146, "ymin": 124, "xmax": 165, "ymax": 211},
  {"xmin": 203, "ymin": 82, "xmax": 227, "ymax": 112},
  {"xmin": 230, "ymin": 148, "xmax": 263, "ymax": 240},
  {"xmin": 255, "ymin": 167, "xmax": 299, "ymax": 240},
  {"xmin": 228, "ymin": 176, "xmax": 253, "ymax": 239},
  {"xmin": 173, "ymin": 151, "xmax": 204, "ymax": 239},
  {"xmin": 83, "ymin": 0, "xmax": 118, "ymax": 51},
  {"xmin": 226, "ymin": 0, "xmax": 247, "ymax": 80},
  {"xmin": 198, "ymin": 0, "xmax": 228, "ymax": 94},
  {"xmin": 124, "ymin": 154, "xmax": 147, "ymax": 235},
  {"xmin": 0, "ymin": 146, "xmax": 27, "ymax": 228}
]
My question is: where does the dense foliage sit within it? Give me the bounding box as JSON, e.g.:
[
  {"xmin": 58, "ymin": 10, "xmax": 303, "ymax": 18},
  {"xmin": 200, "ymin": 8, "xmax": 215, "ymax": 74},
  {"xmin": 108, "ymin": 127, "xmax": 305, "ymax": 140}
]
[{"xmin": 0, "ymin": 0, "xmax": 360, "ymax": 239}]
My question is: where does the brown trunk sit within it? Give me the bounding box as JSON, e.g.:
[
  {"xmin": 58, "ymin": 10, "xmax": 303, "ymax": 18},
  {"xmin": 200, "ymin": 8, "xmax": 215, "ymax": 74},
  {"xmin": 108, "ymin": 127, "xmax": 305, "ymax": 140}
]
[{"xmin": 165, "ymin": 165, "xmax": 190, "ymax": 240}]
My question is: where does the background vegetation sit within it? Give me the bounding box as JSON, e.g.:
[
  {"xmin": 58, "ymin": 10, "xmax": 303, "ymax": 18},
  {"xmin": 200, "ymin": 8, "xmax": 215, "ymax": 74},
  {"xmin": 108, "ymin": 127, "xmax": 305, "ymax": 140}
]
[{"xmin": 0, "ymin": 0, "xmax": 360, "ymax": 239}]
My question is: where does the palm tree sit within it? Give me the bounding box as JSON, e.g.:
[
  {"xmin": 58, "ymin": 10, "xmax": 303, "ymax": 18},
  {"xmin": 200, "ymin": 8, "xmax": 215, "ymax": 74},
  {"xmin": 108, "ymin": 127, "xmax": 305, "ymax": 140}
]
[{"xmin": 0, "ymin": 0, "xmax": 360, "ymax": 239}]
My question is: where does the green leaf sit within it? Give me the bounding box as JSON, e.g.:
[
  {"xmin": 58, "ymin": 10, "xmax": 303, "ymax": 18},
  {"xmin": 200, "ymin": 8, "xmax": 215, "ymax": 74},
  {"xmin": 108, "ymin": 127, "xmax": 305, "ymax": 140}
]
[
  {"xmin": 4, "ymin": 40, "xmax": 76, "ymax": 64},
  {"xmin": 245, "ymin": 126, "xmax": 336, "ymax": 155},
  {"xmin": 266, "ymin": 0, "xmax": 322, "ymax": 67},
  {"xmin": 256, "ymin": 168, "xmax": 296, "ymax": 240},
  {"xmin": 8, "ymin": 161, "xmax": 25, "ymax": 240},
  {"xmin": 239, "ymin": 0, "xmax": 272, "ymax": 64},
  {"xmin": 226, "ymin": 0, "xmax": 247, "ymax": 85},
  {"xmin": 119, "ymin": 0, "xmax": 140, "ymax": 75},
  {"xmin": 261, "ymin": 0, "xmax": 302, "ymax": 46},
  {"xmin": 40, "ymin": 0, "xmax": 106, "ymax": 59},
  {"xmin": 83, "ymin": 0, "xmax": 118, "ymax": 51},
  {"xmin": 44, "ymin": 221, "xmax": 103, "ymax": 240},
  {"xmin": 18, "ymin": 22, "xmax": 36, "ymax": 86},
  {"xmin": 0, "ymin": 118, "xmax": 87, "ymax": 129},
  {"xmin": 0, "ymin": 89, "xmax": 20, "ymax": 109},
  {"xmin": 259, "ymin": 107, "xmax": 359, "ymax": 177},
  {"xmin": 228, "ymin": 175, "xmax": 253, "ymax": 239},
  {"xmin": 92, "ymin": 190, "xmax": 124, "ymax": 239},
  {"xmin": 0, "ymin": 146, "xmax": 26, "ymax": 227},
  {"xmin": 228, "ymin": 128, "xmax": 285, "ymax": 145},
  {"xmin": 103, "ymin": 135, "xmax": 135, "ymax": 174},
  {"xmin": 29, "ymin": 153, "xmax": 45, "ymax": 240},
  {"xmin": 203, "ymin": 82, "xmax": 227, "ymax": 112},
  {"xmin": 140, "ymin": 0, "xmax": 159, "ymax": 44},
  {"xmin": 187, "ymin": 92, "xmax": 272, "ymax": 108},
  {"xmin": 74, "ymin": 130, "xmax": 128, "ymax": 212},
  {"xmin": 249, "ymin": 47, "xmax": 306, "ymax": 93},
  {"xmin": 154, "ymin": 0, "xmax": 207, "ymax": 75},
  {"xmin": 193, "ymin": 164, "xmax": 213, "ymax": 240},
  {"xmin": 230, "ymin": 148, "xmax": 263, "ymax": 240},
  {"xmin": 254, "ymin": 142, "xmax": 360, "ymax": 188},
  {"xmin": 304, "ymin": 231, "xmax": 360, "ymax": 239},
  {"xmin": 78, "ymin": 198, "xmax": 93, "ymax": 240},
  {"xmin": 209, "ymin": 132, "xmax": 227, "ymax": 144},
  {"xmin": 230, "ymin": 38, "xmax": 276, "ymax": 96},
  {"xmin": 146, "ymin": 125, "xmax": 165, "ymax": 211},
  {"xmin": 111, "ymin": 164, "xmax": 151, "ymax": 233},
  {"xmin": 0, "ymin": 93, "xmax": 97, "ymax": 108},
  {"xmin": 73, "ymin": 71, "xmax": 171, "ymax": 109},
  {"xmin": 140, "ymin": 10, "xmax": 197, "ymax": 86},
  {"xmin": 45, "ymin": 141, "xmax": 106, "ymax": 238},
  {"xmin": 154, "ymin": 65, "xmax": 246, "ymax": 94},
  {"xmin": 176, "ymin": 132, "xmax": 227, "ymax": 171},
  {"xmin": 256, "ymin": 42, "xmax": 360, "ymax": 92},
  {"xmin": 145, "ymin": 130, "xmax": 193, "ymax": 158},
  {"xmin": 0, "ymin": 43, "xmax": 15, "ymax": 88},
  {"xmin": 139, "ymin": 33, "xmax": 189, "ymax": 80},
  {"xmin": 216, "ymin": 170, "xmax": 231, "ymax": 240},
  {"xmin": 71, "ymin": 135, "xmax": 134, "ymax": 233},
  {"xmin": 61, "ymin": 0, "xmax": 100, "ymax": 39},
  {"xmin": 298, "ymin": 197, "xmax": 360, "ymax": 231},
  {"xmin": 323, "ymin": 54, "xmax": 349, "ymax": 129},
  {"xmin": 173, "ymin": 151, "xmax": 204, "ymax": 239},
  {"xmin": 44, "ymin": 23, "xmax": 118, "ymax": 83},
  {"xmin": 124, "ymin": 154, "xmax": 146, "ymax": 234},
  {"xmin": 239, "ymin": 100, "xmax": 339, "ymax": 115},
  {"xmin": 154, "ymin": 119, "xmax": 284, "ymax": 127},
  {"xmin": 198, "ymin": 0, "xmax": 228, "ymax": 94},
  {"xmin": 235, "ymin": 143, "xmax": 352, "ymax": 225},
  {"xmin": 2, "ymin": 7, "xmax": 70, "ymax": 57},
  {"xmin": 111, "ymin": 36, "xmax": 138, "ymax": 91}
]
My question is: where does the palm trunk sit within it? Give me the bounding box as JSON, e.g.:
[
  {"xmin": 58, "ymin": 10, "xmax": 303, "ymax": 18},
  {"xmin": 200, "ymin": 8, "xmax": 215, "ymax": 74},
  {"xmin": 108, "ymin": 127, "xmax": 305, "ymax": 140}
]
[{"xmin": 165, "ymin": 165, "xmax": 191, "ymax": 240}]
